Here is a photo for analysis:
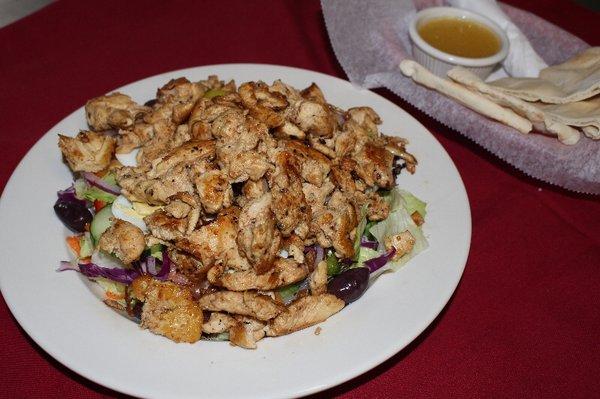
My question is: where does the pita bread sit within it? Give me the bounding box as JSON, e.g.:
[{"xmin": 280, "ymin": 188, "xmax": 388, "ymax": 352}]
[
  {"xmin": 399, "ymin": 60, "xmax": 532, "ymax": 134},
  {"xmin": 447, "ymin": 67, "xmax": 581, "ymax": 145},
  {"xmin": 489, "ymin": 47, "xmax": 600, "ymax": 104},
  {"xmin": 536, "ymin": 96, "xmax": 600, "ymax": 139}
]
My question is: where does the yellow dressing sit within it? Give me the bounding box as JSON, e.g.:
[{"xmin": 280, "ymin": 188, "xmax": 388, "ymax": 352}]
[{"xmin": 418, "ymin": 17, "xmax": 501, "ymax": 58}]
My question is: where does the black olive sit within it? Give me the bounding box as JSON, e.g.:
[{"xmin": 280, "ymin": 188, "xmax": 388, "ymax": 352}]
[
  {"xmin": 53, "ymin": 198, "xmax": 93, "ymax": 233},
  {"xmin": 327, "ymin": 267, "xmax": 370, "ymax": 304}
]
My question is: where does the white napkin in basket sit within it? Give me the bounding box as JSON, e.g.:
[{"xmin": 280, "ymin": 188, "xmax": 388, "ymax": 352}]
[{"xmin": 448, "ymin": 0, "xmax": 547, "ymax": 78}]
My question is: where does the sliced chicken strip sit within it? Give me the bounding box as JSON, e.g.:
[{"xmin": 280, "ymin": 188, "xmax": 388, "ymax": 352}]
[
  {"xmin": 202, "ymin": 312, "xmax": 237, "ymax": 334},
  {"xmin": 198, "ymin": 291, "xmax": 283, "ymax": 321},
  {"xmin": 208, "ymin": 258, "xmax": 309, "ymax": 291},
  {"xmin": 266, "ymin": 294, "xmax": 344, "ymax": 337}
]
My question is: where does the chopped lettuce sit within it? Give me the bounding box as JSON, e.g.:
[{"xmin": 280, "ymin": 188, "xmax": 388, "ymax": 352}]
[
  {"xmin": 278, "ymin": 283, "xmax": 301, "ymax": 304},
  {"xmin": 96, "ymin": 277, "xmax": 127, "ymax": 306},
  {"xmin": 351, "ymin": 188, "xmax": 429, "ymax": 273},
  {"xmin": 355, "ymin": 247, "xmax": 379, "ymax": 268},
  {"xmin": 204, "ymin": 332, "xmax": 230, "ymax": 341},
  {"xmin": 364, "ymin": 220, "xmax": 377, "ymax": 240},
  {"xmin": 149, "ymin": 244, "xmax": 164, "ymax": 260},
  {"xmin": 73, "ymin": 178, "xmax": 117, "ymax": 204},
  {"xmin": 353, "ymin": 204, "xmax": 368, "ymax": 258},
  {"xmin": 203, "ymin": 88, "xmax": 227, "ymax": 99},
  {"xmin": 102, "ymin": 172, "xmax": 118, "ymax": 187},
  {"xmin": 387, "ymin": 189, "xmax": 427, "ymax": 220},
  {"xmin": 326, "ymin": 251, "xmax": 341, "ymax": 276},
  {"xmin": 369, "ymin": 188, "xmax": 428, "ymax": 271},
  {"xmin": 79, "ymin": 232, "xmax": 94, "ymax": 258}
]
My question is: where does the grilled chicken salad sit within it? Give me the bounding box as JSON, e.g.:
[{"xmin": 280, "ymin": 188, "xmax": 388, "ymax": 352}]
[{"xmin": 55, "ymin": 75, "xmax": 428, "ymax": 348}]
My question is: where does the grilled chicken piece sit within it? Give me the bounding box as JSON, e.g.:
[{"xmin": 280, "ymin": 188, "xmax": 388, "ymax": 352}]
[
  {"xmin": 269, "ymin": 79, "xmax": 303, "ymax": 102},
  {"xmin": 345, "ymin": 106, "xmax": 381, "ymax": 135},
  {"xmin": 236, "ymin": 193, "xmax": 281, "ymax": 274},
  {"xmin": 308, "ymin": 135, "xmax": 336, "ymax": 158},
  {"xmin": 98, "ymin": 219, "xmax": 145, "ymax": 264},
  {"xmin": 150, "ymin": 192, "xmax": 201, "ymax": 236},
  {"xmin": 156, "ymin": 77, "xmax": 204, "ymax": 124},
  {"xmin": 188, "ymin": 99, "xmax": 241, "ymax": 141},
  {"xmin": 85, "ymin": 93, "xmax": 149, "ymax": 131},
  {"xmin": 384, "ymin": 231, "xmax": 416, "ymax": 260},
  {"xmin": 353, "ymin": 143, "xmax": 395, "ymax": 189},
  {"xmin": 193, "ymin": 103, "xmax": 234, "ymax": 138},
  {"xmin": 300, "ymin": 83, "xmax": 327, "ymax": 104},
  {"xmin": 241, "ymin": 179, "xmax": 268, "ymax": 201},
  {"xmin": 195, "ymin": 170, "xmax": 233, "ymax": 214},
  {"xmin": 146, "ymin": 140, "xmax": 216, "ymax": 179},
  {"xmin": 384, "ymin": 136, "xmax": 418, "ymax": 174},
  {"xmin": 198, "ymin": 291, "xmax": 283, "ymax": 321},
  {"xmin": 130, "ymin": 275, "xmax": 202, "ymax": 343},
  {"xmin": 281, "ymin": 234, "xmax": 305, "ymax": 264},
  {"xmin": 210, "ymin": 108, "xmax": 273, "ymax": 183},
  {"xmin": 335, "ymin": 119, "xmax": 374, "ymax": 158},
  {"xmin": 168, "ymin": 249, "xmax": 211, "ymax": 285},
  {"xmin": 117, "ymin": 139, "xmax": 214, "ymax": 205},
  {"xmin": 302, "ymin": 180, "xmax": 335, "ymax": 208},
  {"xmin": 208, "ymin": 258, "xmax": 309, "ymax": 291},
  {"xmin": 330, "ymin": 159, "xmax": 390, "ymax": 221},
  {"xmin": 266, "ymin": 294, "xmax": 344, "ymax": 336},
  {"xmin": 239, "ymin": 81, "xmax": 288, "ymax": 128},
  {"xmin": 309, "ymin": 260, "xmax": 328, "ymax": 295},
  {"xmin": 144, "ymin": 211, "xmax": 187, "ymax": 241},
  {"xmin": 312, "ymin": 190, "xmax": 356, "ymax": 259},
  {"xmin": 229, "ymin": 316, "xmax": 267, "ymax": 349},
  {"xmin": 135, "ymin": 119, "xmax": 177, "ymax": 164},
  {"xmin": 175, "ymin": 207, "xmax": 251, "ymax": 271},
  {"xmin": 116, "ymin": 163, "xmax": 195, "ymax": 205},
  {"xmin": 275, "ymin": 121, "xmax": 306, "ymax": 139},
  {"xmin": 211, "ymin": 108, "xmax": 264, "ymax": 149},
  {"xmin": 58, "ymin": 131, "xmax": 116, "ymax": 172},
  {"xmin": 269, "ymin": 151, "xmax": 310, "ymax": 237},
  {"xmin": 355, "ymin": 191, "xmax": 390, "ymax": 221},
  {"xmin": 198, "ymin": 75, "xmax": 237, "ymax": 92},
  {"xmin": 116, "ymin": 123, "xmax": 153, "ymax": 154},
  {"xmin": 279, "ymin": 140, "xmax": 331, "ymax": 187},
  {"xmin": 226, "ymin": 151, "xmax": 272, "ymax": 183},
  {"xmin": 288, "ymin": 100, "xmax": 335, "ymax": 137},
  {"xmin": 202, "ymin": 312, "xmax": 237, "ymax": 334}
]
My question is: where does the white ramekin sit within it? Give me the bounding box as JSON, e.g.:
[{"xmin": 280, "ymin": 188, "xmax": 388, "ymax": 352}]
[{"xmin": 409, "ymin": 7, "xmax": 509, "ymax": 79}]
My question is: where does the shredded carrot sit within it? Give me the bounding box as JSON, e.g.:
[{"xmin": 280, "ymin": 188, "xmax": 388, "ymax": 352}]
[
  {"xmin": 106, "ymin": 291, "xmax": 125, "ymax": 301},
  {"xmin": 66, "ymin": 235, "xmax": 81, "ymax": 256}
]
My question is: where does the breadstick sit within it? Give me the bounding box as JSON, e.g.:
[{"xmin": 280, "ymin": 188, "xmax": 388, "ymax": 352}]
[{"xmin": 399, "ymin": 60, "xmax": 532, "ymax": 134}]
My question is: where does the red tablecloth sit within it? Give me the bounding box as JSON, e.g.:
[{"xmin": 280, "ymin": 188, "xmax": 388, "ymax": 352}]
[{"xmin": 1, "ymin": 1, "xmax": 598, "ymax": 398}]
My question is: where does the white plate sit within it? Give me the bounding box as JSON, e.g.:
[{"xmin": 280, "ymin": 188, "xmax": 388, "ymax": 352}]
[{"xmin": 0, "ymin": 64, "xmax": 470, "ymax": 399}]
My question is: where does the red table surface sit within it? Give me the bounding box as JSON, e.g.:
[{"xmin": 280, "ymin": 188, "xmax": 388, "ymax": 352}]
[{"xmin": 0, "ymin": 1, "xmax": 598, "ymax": 398}]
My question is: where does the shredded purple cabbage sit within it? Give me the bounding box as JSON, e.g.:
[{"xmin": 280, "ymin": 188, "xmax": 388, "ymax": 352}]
[
  {"xmin": 146, "ymin": 256, "xmax": 157, "ymax": 275},
  {"xmin": 314, "ymin": 245, "xmax": 324, "ymax": 265},
  {"xmin": 360, "ymin": 236, "xmax": 379, "ymax": 250},
  {"xmin": 57, "ymin": 185, "xmax": 86, "ymax": 205},
  {"xmin": 58, "ymin": 260, "xmax": 139, "ymax": 284},
  {"xmin": 59, "ymin": 249, "xmax": 172, "ymax": 284},
  {"xmin": 154, "ymin": 250, "xmax": 171, "ymax": 280},
  {"xmin": 363, "ymin": 248, "xmax": 397, "ymax": 273}
]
